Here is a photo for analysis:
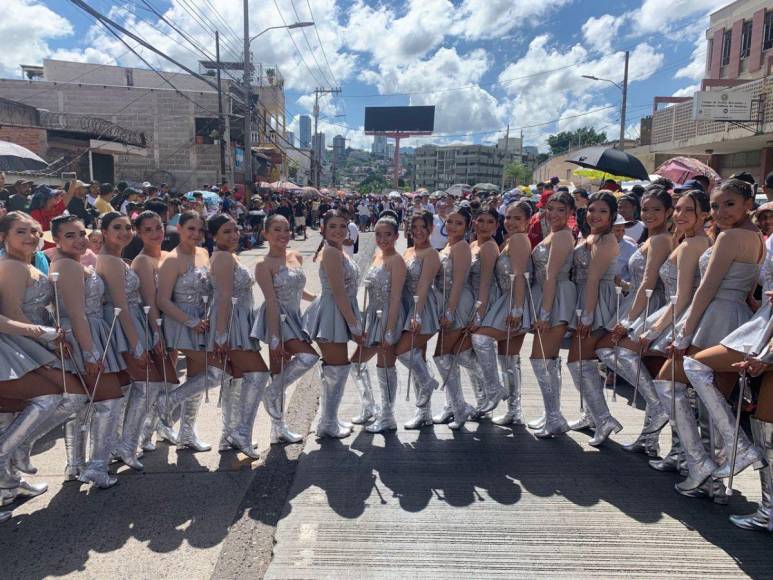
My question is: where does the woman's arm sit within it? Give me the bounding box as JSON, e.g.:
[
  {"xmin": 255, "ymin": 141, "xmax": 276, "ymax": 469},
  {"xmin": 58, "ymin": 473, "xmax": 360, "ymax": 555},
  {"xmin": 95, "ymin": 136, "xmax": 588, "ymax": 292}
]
[
  {"xmin": 476, "ymin": 241, "xmax": 498, "ymax": 314},
  {"xmin": 132, "ymin": 256, "xmax": 161, "ymax": 337},
  {"xmin": 581, "ymin": 234, "xmax": 618, "ymax": 322},
  {"xmin": 385, "ymin": 256, "xmax": 407, "ymax": 340},
  {"xmin": 255, "ymin": 259, "xmax": 281, "ymax": 346},
  {"xmin": 626, "ymin": 235, "xmax": 671, "ymax": 323},
  {"xmin": 98, "ymin": 255, "xmax": 142, "ymax": 355},
  {"xmin": 0, "ymin": 260, "xmax": 33, "ymax": 324},
  {"xmin": 541, "ymin": 230, "xmax": 573, "ymax": 317},
  {"xmin": 508, "ymin": 234, "xmax": 531, "ymax": 314},
  {"xmin": 446, "ymin": 242, "xmax": 471, "ymax": 315},
  {"xmin": 210, "ymin": 252, "xmax": 235, "ymax": 343},
  {"xmin": 321, "ymin": 247, "xmax": 359, "ymax": 329},
  {"xmin": 0, "ymin": 313, "xmax": 53, "ymax": 338},
  {"xmin": 414, "ymin": 250, "xmax": 440, "ymax": 316}
]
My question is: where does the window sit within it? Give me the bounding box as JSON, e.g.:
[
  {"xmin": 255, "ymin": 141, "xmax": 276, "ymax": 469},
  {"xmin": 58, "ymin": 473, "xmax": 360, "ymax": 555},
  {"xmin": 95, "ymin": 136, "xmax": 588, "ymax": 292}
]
[
  {"xmin": 706, "ymin": 38, "xmax": 713, "ymax": 69},
  {"xmin": 721, "ymin": 29, "xmax": 732, "ymax": 65},
  {"xmin": 765, "ymin": 10, "xmax": 773, "ymax": 51},
  {"xmin": 740, "ymin": 20, "xmax": 753, "ymax": 59},
  {"xmin": 194, "ymin": 117, "xmax": 218, "ymax": 144},
  {"xmin": 125, "ymin": 69, "xmax": 133, "ymax": 87}
]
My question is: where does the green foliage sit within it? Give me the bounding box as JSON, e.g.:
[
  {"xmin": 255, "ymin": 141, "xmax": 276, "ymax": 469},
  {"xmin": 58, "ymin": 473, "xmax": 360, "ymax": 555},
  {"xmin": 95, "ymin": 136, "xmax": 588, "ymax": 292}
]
[
  {"xmin": 503, "ymin": 162, "xmax": 532, "ymax": 187},
  {"xmin": 547, "ymin": 127, "xmax": 607, "ymax": 155},
  {"xmin": 357, "ymin": 171, "xmax": 389, "ymax": 194}
]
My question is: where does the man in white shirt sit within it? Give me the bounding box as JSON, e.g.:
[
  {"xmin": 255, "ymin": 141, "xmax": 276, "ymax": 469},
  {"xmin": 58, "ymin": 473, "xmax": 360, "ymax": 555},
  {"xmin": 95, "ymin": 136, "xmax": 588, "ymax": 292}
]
[
  {"xmin": 430, "ymin": 194, "xmax": 450, "ymax": 250},
  {"xmin": 343, "ymin": 212, "xmax": 359, "ymax": 257}
]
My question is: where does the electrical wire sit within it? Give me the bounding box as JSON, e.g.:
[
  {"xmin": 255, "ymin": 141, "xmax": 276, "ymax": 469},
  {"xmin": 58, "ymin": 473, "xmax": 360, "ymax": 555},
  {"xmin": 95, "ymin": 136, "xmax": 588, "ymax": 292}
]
[
  {"xmin": 271, "ymin": 0, "xmax": 326, "ymax": 87},
  {"xmin": 305, "ymin": 0, "xmax": 339, "ymax": 87}
]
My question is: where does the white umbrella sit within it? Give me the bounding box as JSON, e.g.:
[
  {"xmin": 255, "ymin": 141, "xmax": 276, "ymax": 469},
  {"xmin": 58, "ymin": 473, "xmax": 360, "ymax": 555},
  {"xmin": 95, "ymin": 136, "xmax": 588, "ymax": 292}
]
[
  {"xmin": 388, "ymin": 191, "xmax": 402, "ymax": 199},
  {"xmin": 0, "ymin": 140, "xmax": 48, "ymax": 171}
]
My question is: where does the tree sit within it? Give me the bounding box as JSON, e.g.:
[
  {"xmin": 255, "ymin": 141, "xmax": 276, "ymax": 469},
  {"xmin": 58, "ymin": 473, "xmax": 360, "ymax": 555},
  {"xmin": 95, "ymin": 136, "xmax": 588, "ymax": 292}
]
[
  {"xmin": 357, "ymin": 171, "xmax": 389, "ymax": 194},
  {"xmin": 503, "ymin": 161, "xmax": 533, "ymax": 187},
  {"xmin": 547, "ymin": 127, "xmax": 607, "ymax": 156}
]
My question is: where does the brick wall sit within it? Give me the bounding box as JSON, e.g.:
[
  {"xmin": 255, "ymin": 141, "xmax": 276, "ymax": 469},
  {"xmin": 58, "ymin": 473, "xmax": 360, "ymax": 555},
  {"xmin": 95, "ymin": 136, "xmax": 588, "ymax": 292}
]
[{"xmin": 0, "ymin": 125, "xmax": 47, "ymax": 156}]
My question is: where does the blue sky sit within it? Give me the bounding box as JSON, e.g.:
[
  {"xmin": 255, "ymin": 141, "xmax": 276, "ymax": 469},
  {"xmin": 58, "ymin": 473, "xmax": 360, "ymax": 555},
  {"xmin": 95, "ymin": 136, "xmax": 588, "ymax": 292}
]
[{"xmin": 2, "ymin": 0, "xmax": 730, "ymax": 150}]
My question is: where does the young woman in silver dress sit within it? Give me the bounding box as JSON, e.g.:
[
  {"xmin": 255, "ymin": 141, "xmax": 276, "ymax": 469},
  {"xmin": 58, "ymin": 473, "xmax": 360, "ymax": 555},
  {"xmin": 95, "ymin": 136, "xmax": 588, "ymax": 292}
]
[
  {"xmin": 395, "ymin": 211, "xmax": 443, "ymax": 429},
  {"xmin": 353, "ymin": 212, "xmax": 405, "ymax": 433},
  {"xmin": 253, "ymin": 214, "xmax": 318, "ymax": 444},
  {"xmin": 528, "ymin": 192, "xmax": 576, "ymax": 438},
  {"xmin": 157, "ymin": 211, "xmax": 220, "ymax": 451},
  {"xmin": 207, "ymin": 214, "xmax": 270, "ymax": 459},
  {"xmin": 482, "ymin": 201, "xmax": 533, "ymax": 425},
  {"xmin": 303, "ymin": 210, "xmax": 362, "ymax": 438},
  {"xmin": 598, "ymin": 188, "xmax": 673, "ymax": 455},
  {"xmin": 567, "ymin": 191, "xmax": 622, "ymax": 447},
  {"xmin": 432, "ymin": 209, "xmax": 478, "ymax": 430},
  {"xmin": 50, "ymin": 215, "xmax": 126, "ymax": 488}
]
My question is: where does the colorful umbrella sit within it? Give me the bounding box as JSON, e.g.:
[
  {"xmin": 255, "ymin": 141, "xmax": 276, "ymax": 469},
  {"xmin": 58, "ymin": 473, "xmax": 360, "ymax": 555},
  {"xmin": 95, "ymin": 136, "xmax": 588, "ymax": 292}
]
[{"xmin": 655, "ymin": 156, "xmax": 721, "ymax": 187}]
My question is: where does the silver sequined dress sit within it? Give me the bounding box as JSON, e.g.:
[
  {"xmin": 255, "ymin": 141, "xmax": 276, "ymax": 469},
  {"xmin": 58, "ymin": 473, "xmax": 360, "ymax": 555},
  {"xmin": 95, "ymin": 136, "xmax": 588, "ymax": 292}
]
[
  {"xmin": 616, "ymin": 246, "xmax": 666, "ymax": 332},
  {"xmin": 358, "ymin": 263, "xmax": 404, "ymax": 347},
  {"xmin": 722, "ymin": 248, "xmax": 772, "ymax": 357},
  {"xmin": 482, "ymin": 251, "xmax": 533, "ymax": 334},
  {"xmin": 253, "ymin": 265, "xmax": 310, "ymax": 343},
  {"xmin": 103, "ymin": 264, "xmax": 140, "ymax": 355},
  {"xmin": 570, "ymin": 242, "xmax": 617, "ymax": 331},
  {"xmin": 435, "ymin": 252, "xmax": 475, "ymax": 330},
  {"xmin": 302, "ymin": 256, "xmax": 361, "ymax": 342},
  {"xmin": 402, "ymin": 255, "xmax": 439, "ymax": 335},
  {"xmin": 163, "ymin": 265, "xmax": 211, "ymax": 351},
  {"xmin": 0, "ymin": 275, "xmax": 57, "ymax": 381},
  {"xmin": 529, "ymin": 238, "xmax": 576, "ymax": 327},
  {"xmin": 58, "ymin": 267, "xmax": 126, "ymax": 373},
  {"xmin": 680, "ymin": 247, "xmax": 759, "ymax": 349},
  {"xmin": 209, "ymin": 260, "xmax": 260, "ymax": 351}
]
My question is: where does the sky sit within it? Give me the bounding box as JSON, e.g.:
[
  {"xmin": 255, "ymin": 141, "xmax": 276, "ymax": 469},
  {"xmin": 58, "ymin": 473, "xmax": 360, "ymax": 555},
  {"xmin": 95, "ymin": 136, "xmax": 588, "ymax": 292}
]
[{"xmin": 0, "ymin": 0, "xmax": 732, "ymax": 152}]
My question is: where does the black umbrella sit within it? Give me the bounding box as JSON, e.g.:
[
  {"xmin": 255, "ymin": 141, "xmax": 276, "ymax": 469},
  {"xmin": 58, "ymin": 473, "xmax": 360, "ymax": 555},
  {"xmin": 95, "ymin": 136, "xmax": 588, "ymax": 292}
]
[
  {"xmin": 0, "ymin": 140, "xmax": 48, "ymax": 171},
  {"xmin": 566, "ymin": 146, "xmax": 649, "ymax": 181}
]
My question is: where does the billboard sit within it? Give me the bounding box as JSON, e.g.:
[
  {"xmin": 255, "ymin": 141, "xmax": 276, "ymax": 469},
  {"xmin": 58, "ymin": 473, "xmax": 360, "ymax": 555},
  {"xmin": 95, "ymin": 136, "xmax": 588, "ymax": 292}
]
[
  {"xmin": 364, "ymin": 106, "xmax": 435, "ymax": 134},
  {"xmin": 692, "ymin": 86, "xmax": 753, "ymax": 121}
]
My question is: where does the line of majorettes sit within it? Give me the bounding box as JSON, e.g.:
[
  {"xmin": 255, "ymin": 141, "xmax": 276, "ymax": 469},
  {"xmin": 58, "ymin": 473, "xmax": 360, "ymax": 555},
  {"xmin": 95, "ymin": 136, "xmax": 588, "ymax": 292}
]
[{"xmin": 1, "ymin": 180, "xmax": 771, "ymax": 534}]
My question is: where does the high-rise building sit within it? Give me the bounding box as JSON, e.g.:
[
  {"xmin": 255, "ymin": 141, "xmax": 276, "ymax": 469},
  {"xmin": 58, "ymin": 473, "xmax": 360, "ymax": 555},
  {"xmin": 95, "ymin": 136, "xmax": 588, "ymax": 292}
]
[
  {"xmin": 299, "ymin": 115, "xmax": 311, "ymax": 148},
  {"xmin": 312, "ymin": 132, "xmax": 325, "ymax": 161},
  {"xmin": 333, "ymin": 134, "xmax": 346, "ymax": 164},
  {"xmin": 286, "ymin": 131, "xmax": 295, "ymax": 147},
  {"xmin": 415, "ymin": 143, "xmax": 520, "ymax": 190},
  {"xmin": 372, "ymin": 134, "xmax": 386, "ymax": 156}
]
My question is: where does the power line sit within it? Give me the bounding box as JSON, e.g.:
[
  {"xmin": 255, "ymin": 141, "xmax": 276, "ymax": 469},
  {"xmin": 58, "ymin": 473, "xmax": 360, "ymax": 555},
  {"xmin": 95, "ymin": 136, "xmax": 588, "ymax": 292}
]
[
  {"xmin": 271, "ymin": 0, "xmax": 326, "ymax": 87},
  {"xmin": 287, "ymin": 0, "xmax": 333, "ymax": 87},
  {"xmin": 305, "ymin": 0, "xmax": 339, "ymax": 87}
]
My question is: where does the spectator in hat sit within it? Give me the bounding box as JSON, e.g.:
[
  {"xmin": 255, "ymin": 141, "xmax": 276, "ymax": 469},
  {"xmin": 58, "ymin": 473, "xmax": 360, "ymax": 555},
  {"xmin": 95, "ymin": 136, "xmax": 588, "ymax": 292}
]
[
  {"xmin": 66, "ymin": 179, "xmax": 94, "ymax": 227},
  {"xmin": 612, "ymin": 214, "xmax": 637, "ymax": 288},
  {"xmin": 29, "ymin": 186, "xmax": 65, "ymax": 231},
  {"xmin": 673, "ymin": 178, "xmax": 705, "ymax": 194},
  {"xmin": 94, "ymin": 182, "xmax": 115, "ymax": 214},
  {"xmin": 754, "ymin": 202, "xmax": 773, "ymax": 238},
  {"xmin": 693, "ymin": 174, "xmax": 711, "ymax": 192},
  {"xmin": 7, "ymin": 179, "xmax": 33, "ymax": 212}
]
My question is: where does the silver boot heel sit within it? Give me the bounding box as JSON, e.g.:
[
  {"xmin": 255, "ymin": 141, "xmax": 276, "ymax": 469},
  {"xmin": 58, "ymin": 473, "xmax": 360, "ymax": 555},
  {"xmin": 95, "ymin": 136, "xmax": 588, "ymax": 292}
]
[
  {"xmin": 729, "ymin": 418, "xmax": 773, "ymax": 531},
  {"xmin": 79, "ymin": 398, "xmax": 123, "ymax": 489},
  {"xmin": 493, "ymin": 354, "xmax": 523, "ymax": 426},
  {"xmin": 351, "ymin": 362, "xmax": 379, "ymax": 424},
  {"xmin": 568, "ymin": 360, "xmax": 622, "ymax": 446},
  {"xmin": 531, "ymin": 358, "xmax": 570, "ymax": 438},
  {"xmin": 114, "ymin": 380, "xmax": 149, "ymax": 470},
  {"xmin": 316, "ymin": 364, "xmax": 353, "ymax": 438},
  {"xmin": 227, "ymin": 371, "xmax": 269, "ymax": 459},
  {"xmin": 366, "ymin": 367, "xmax": 398, "ymax": 433},
  {"xmin": 471, "ymin": 334, "xmax": 506, "ymax": 414},
  {"xmin": 672, "ymin": 382, "xmax": 717, "ymax": 492}
]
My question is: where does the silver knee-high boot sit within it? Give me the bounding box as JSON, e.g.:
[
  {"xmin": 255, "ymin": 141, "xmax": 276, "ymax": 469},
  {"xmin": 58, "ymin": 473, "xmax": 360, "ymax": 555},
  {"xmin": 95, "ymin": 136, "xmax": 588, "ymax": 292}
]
[
  {"xmin": 493, "ymin": 355, "xmax": 523, "ymax": 426},
  {"xmin": 568, "ymin": 360, "xmax": 622, "ymax": 446},
  {"xmin": 397, "ymin": 349, "xmax": 439, "ymax": 408},
  {"xmin": 316, "ymin": 364, "xmax": 352, "ymax": 438},
  {"xmin": 351, "ymin": 362, "xmax": 379, "ymax": 424},
  {"xmin": 434, "ymin": 354, "xmax": 473, "ymax": 430},
  {"xmin": 140, "ymin": 382, "xmax": 178, "ymax": 451},
  {"xmin": 219, "ymin": 376, "xmax": 242, "ymax": 451},
  {"xmin": 672, "ymin": 381, "xmax": 718, "ymax": 492},
  {"xmin": 266, "ymin": 352, "xmax": 318, "ymax": 444},
  {"xmin": 114, "ymin": 380, "xmax": 150, "ymax": 470},
  {"xmin": 12, "ymin": 392, "xmax": 89, "ymax": 475},
  {"xmin": 227, "ymin": 371, "xmax": 270, "ymax": 459},
  {"xmin": 597, "ymin": 347, "xmax": 669, "ymax": 435},
  {"xmin": 366, "ymin": 367, "xmax": 398, "ymax": 433},
  {"xmin": 565, "ymin": 364, "xmax": 595, "ymax": 432},
  {"xmin": 729, "ymin": 417, "xmax": 773, "ymax": 531},
  {"xmin": 79, "ymin": 398, "xmax": 123, "ymax": 489},
  {"xmin": 177, "ymin": 392, "xmax": 211, "ymax": 452},
  {"xmin": 471, "ymin": 334, "xmax": 506, "ymax": 413},
  {"xmin": 648, "ymin": 379, "xmax": 685, "ymax": 472},
  {"xmin": 64, "ymin": 404, "xmax": 88, "ymax": 481},
  {"xmin": 683, "ymin": 357, "xmax": 767, "ymax": 478},
  {"xmin": 457, "ymin": 349, "xmax": 487, "ymax": 419},
  {"xmin": 0, "ymin": 394, "xmax": 61, "ymax": 489},
  {"xmin": 531, "ymin": 358, "xmax": 569, "ymax": 438},
  {"xmin": 0, "ymin": 414, "xmax": 47, "ymax": 504}
]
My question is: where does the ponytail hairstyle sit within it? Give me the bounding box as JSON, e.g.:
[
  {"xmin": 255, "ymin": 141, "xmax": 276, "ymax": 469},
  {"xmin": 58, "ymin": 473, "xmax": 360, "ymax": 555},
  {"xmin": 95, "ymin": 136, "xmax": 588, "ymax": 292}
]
[
  {"xmin": 513, "ymin": 199, "xmax": 534, "ymax": 220},
  {"xmin": 409, "ymin": 209, "xmax": 432, "ymax": 231},
  {"xmin": 587, "ymin": 190, "xmax": 618, "ymax": 240},
  {"xmin": 637, "ymin": 187, "xmax": 673, "ymax": 243},
  {"xmin": 709, "ymin": 178, "xmax": 755, "ymax": 238},
  {"xmin": 51, "ymin": 214, "xmax": 84, "ymax": 239},
  {"xmin": 207, "ymin": 213, "xmax": 236, "ymax": 237},
  {"xmin": 178, "ymin": 209, "xmax": 205, "ymax": 228},
  {"xmin": 548, "ymin": 191, "xmax": 575, "ymax": 212},
  {"xmin": 313, "ymin": 209, "xmax": 348, "ymax": 262},
  {"xmin": 678, "ymin": 189, "xmax": 710, "ymax": 242},
  {"xmin": 376, "ymin": 209, "xmax": 399, "ymax": 233},
  {"xmin": 133, "ymin": 210, "xmax": 162, "ymax": 230},
  {"xmin": 99, "ymin": 210, "xmax": 129, "ymax": 232}
]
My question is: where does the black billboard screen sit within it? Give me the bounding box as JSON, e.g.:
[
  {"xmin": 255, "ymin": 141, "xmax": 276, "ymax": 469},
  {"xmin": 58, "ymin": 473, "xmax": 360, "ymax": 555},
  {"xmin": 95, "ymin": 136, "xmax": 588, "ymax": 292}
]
[{"xmin": 364, "ymin": 106, "xmax": 435, "ymax": 133}]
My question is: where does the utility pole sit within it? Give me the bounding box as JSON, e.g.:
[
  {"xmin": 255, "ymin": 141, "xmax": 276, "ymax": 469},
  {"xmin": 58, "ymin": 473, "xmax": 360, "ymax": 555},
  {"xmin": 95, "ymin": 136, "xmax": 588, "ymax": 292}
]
[
  {"xmin": 242, "ymin": 0, "xmax": 253, "ymax": 195},
  {"xmin": 500, "ymin": 123, "xmax": 509, "ymax": 191},
  {"xmin": 619, "ymin": 50, "xmax": 629, "ymax": 151},
  {"xmin": 311, "ymin": 86, "xmax": 341, "ymax": 187},
  {"xmin": 215, "ymin": 31, "xmax": 226, "ymax": 182}
]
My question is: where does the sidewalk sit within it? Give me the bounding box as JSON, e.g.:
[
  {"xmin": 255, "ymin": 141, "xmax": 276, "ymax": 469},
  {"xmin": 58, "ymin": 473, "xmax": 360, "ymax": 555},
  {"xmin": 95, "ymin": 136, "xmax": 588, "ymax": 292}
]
[{"xmin": 264, "ymin": 236, "xmax": 773, "ymax": 579}]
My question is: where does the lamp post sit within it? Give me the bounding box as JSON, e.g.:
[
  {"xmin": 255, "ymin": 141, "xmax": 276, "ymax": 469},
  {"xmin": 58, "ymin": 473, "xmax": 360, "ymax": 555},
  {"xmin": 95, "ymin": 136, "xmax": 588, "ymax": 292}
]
[
  {"xmin": 581, "ymin": 50, "xmax": 629, "ymax": 150},
  {"xmin": 243, "ymin": 11, "xmax": 314, "ymax": 195}
]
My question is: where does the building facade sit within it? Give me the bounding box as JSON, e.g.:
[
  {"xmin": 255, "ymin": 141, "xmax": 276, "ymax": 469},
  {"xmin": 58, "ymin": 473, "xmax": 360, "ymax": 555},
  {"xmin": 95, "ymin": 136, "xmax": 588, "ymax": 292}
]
[
  {"xmin": 371, "ymin": 134, "xmax": 386, "ymax": 156},
  {"xmin": 415, "ymin": 143, "xmax": 519, "ymax": 190},
  {"xmin": 333, "ymin": 134, "xmax": 346, "ymax": 164},
  {"xmin": 299, "ymin": 115, "xmax": 312, "ymax": 149}
]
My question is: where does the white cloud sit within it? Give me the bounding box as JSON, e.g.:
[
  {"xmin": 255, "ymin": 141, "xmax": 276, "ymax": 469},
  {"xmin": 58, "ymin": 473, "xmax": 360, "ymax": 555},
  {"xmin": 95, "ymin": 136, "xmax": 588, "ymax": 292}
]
[
  {"xmin": 672, "ymin": 83, "xmax": 700, "ymax": 97},
  {"xmin": 631, "ymin": 0, "xmax": 729, "ymax": 34},
  {"xmin": 582, "ymin": 14, "xmax": 625, "ymax": 53},
  {"xmin": 0, "ymin": 0, "xmax": 73, "ymax": 77},
  {"xmin": 453, "ymin": 0, "xmax": 571, "ymax": 40}
]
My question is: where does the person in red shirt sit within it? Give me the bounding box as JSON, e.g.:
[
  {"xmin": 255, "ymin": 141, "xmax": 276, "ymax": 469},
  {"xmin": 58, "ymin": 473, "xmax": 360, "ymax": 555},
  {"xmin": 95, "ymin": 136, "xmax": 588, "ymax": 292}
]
[{"xmin": 28, "ymin": 186, "xmax": 68, "ymax": 231}]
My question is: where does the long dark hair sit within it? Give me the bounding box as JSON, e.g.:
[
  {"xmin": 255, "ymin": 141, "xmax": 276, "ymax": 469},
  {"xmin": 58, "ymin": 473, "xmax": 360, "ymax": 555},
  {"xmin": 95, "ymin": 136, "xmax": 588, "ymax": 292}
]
[
  {"xmin": 587, "ymin": 191, "xmax": 617, "ymax": 239},
  {"xmin": 313, "ymin": 209, "xmax": 348, "ymax": 262},
  {"xmin": 637, "ymin": 187, "xmax": 672, "ymax": 243}
]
